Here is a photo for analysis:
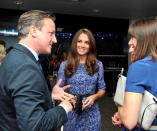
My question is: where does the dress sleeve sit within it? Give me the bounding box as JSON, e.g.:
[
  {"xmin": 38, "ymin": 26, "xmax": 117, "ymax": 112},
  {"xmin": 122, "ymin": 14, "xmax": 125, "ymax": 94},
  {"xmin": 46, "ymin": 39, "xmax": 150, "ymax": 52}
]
[
  {"xmin": 97, "ymin": 61, "xmax": 106, "ymax": 91},
  {"xmin": 126, "ymin": 61, "xmax": 148, "ymax": 93},
  {"xmin": 57, "ymin": 61, "xmax": 67, "ymax": 87}
]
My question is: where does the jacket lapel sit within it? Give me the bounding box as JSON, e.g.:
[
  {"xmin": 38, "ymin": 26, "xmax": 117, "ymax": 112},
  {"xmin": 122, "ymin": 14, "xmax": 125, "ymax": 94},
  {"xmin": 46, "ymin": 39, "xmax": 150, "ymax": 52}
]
[{"xmin": 13, "ymin": 44, "xmax": 38, "ymax": 65}]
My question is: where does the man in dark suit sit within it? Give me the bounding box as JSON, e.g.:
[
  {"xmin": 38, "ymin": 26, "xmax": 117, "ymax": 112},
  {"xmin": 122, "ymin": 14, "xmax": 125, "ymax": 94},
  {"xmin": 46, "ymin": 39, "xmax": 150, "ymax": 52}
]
[{"xmin": 0, "ymin": 10, "xmax": 73, "ymax": 131}]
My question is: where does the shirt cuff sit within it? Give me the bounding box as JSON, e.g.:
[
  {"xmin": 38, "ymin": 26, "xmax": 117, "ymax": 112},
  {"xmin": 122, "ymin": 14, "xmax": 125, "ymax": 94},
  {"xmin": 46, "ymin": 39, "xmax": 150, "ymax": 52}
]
[{"xmin": 59, "ymin": 104, "xmax": 69, "ymax": 115}]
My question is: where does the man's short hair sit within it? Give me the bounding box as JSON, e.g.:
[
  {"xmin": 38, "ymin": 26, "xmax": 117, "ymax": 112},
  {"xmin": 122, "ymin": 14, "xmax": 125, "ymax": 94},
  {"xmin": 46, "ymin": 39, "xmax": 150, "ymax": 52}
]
[{"xmin": 18, "ymin": 10, "xmax": 56, "ymax": 40}]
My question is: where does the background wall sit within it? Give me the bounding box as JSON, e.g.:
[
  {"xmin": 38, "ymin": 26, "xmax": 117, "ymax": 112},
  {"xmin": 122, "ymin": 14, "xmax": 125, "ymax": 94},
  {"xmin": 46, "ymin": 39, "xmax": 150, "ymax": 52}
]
[{"xmin": 0, "ymin": 9, "xmax": 129, "ymax": 95}]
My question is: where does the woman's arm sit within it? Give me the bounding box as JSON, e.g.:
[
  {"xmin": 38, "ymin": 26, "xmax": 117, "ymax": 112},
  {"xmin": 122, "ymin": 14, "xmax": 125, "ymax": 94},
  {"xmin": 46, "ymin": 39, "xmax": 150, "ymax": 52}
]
[
  {"xmin": 82, "ymin": 61, "xmax": 106, "ymax": 110},
  {"xmin": 118, "ymin": 91, "xmax": 143, "ymax": 130},
  {"xmin": 92, "ymin": 89, "xmax": 105, "ymax": 100}
]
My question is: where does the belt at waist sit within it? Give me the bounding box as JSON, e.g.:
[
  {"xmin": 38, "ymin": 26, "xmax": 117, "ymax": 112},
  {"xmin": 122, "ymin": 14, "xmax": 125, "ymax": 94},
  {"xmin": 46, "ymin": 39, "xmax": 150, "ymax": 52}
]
[
  {"xmin": 71, "ymin": 93, "xmax": 94, "ymax": 97},
  {"xmin": 71, "ymin": 93, "xmax": 94, "ymax": 115}
]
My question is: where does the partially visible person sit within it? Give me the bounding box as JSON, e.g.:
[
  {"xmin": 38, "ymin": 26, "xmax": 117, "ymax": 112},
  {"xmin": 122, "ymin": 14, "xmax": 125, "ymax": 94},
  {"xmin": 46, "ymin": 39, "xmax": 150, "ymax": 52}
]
[
  {"xmin": 57, "ymin": 28, "xmax": 106, "ymax": 131},
  {"xmin": 0, "ymin": 10, "xmax": 74, "ymax": 131},
  {"xmin": 0, "ymin": 40, "xmax": 6, "ymax": 47},
  {"xmin": 60, "ymin": 51, "xmax": 67, "ymax": 63},
  {"xmin": 48, "ymin": 53, "xmax": 60, "ymax": 87},
  {"xmin": 112, "ymin": 17, "xmax": 157, "ymax": 131},
  {"xmin": 49, "ymin": 53, "xmax": 60, "ymax": 79},
  {"xmin": 0, "ymin": 44, "xmax": 6, "ymax": 65},
  {"xmin": 6, "ymin": 46, "xmax": 13, "ymax": 54}
]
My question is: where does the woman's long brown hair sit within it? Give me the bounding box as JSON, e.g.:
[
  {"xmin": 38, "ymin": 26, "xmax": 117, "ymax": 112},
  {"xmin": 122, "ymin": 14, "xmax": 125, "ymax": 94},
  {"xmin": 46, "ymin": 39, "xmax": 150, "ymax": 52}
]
[
  {"xmin": 128, "ymin": 17, "xmax": 157, "ymax": 62},
  {"xmin": 65, "ymin": 28, "xmax": 99, "ymax": 78}
]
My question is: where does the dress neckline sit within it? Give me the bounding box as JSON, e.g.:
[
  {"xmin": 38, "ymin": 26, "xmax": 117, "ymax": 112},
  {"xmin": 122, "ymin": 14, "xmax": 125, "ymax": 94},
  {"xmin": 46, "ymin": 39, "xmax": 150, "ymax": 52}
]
[{"xmin": 79, "ymin": 63, "xmax": 85, "ymax": 65}]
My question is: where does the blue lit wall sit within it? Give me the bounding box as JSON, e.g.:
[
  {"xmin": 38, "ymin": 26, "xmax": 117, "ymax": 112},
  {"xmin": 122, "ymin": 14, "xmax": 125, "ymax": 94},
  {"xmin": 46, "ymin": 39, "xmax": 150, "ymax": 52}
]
[
  {"xmin": 0, "ymin": 9, "xmax": 129, "ymax": 55},
  {"xmin": 0, "ymin": 9, "xmax": 129, "ymax": 95}
]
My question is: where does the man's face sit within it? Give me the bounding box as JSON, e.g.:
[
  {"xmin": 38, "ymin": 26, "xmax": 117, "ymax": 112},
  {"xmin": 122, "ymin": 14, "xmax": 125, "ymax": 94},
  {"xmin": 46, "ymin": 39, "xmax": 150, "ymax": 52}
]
[{"xmin": 36, "ymin": 18, "xmax": 57, "ymax": 55}]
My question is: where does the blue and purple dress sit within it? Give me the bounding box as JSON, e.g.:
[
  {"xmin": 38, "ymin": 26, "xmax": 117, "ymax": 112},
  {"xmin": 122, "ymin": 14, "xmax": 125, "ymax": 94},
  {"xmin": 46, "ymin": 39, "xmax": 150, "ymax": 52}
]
[{"xmin": 57, "ymin": 61, "xmax": 106, "ymax": 131}]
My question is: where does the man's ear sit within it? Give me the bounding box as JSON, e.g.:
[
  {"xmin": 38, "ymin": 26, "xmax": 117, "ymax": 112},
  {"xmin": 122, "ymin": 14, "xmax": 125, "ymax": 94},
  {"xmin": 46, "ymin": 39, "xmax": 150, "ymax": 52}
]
[{"xmin": 29, "ymin": 26, "xmax": 37, "ymax": 38}]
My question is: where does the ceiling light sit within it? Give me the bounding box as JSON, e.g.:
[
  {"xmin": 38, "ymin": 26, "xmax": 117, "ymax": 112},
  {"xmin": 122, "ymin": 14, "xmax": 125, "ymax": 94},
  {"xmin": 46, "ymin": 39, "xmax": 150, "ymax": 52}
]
[
  {"xmin": 93, "ymin": 9, "xmax": 100, "ymax": 13},
  {"xmin": 13, "ymin": 0, "xmax": 23, "ymax": 5},
  {"xmin": 57, "ymin": 27, "xmax": 64, "ymax": 32},
  {"xmin": 71, "ymin": 0, "xmax": 80, "ymax": 2}
]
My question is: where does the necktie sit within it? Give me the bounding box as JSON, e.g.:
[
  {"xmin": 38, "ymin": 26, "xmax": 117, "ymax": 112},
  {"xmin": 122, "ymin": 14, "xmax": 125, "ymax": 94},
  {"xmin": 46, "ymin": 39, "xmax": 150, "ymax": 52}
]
[
  {"xmin": 38, "ymin": 60, "xmax": 55, "ymax": 106},
  {"xmin": 37, "ymin": 60, "xmax": 43, "ymax": 71}
]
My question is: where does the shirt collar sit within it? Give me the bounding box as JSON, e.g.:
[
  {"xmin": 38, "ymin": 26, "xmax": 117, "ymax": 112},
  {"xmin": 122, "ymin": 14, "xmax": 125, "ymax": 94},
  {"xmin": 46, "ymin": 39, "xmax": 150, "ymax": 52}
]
[{"xmin": 18, "ymin": 43, "xmax": 39, "ymax": 61}]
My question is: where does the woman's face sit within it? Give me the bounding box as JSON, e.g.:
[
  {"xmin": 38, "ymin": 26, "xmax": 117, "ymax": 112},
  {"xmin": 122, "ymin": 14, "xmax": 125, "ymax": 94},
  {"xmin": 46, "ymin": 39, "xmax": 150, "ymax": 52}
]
[
  {"xmin": 76, "ymin": 33, "xmax": 90, "ymax": 57},
  {"xmin": 128, "ymin": 37, "xmax": 137, "ymax": 62}
]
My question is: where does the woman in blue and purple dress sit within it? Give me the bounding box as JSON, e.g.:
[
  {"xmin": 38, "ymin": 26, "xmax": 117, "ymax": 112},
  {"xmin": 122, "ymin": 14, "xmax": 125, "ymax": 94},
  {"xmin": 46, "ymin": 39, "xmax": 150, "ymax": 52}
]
[{"xmin": 57, "ymin": 28, "xmax": 106, "ymax": 131}]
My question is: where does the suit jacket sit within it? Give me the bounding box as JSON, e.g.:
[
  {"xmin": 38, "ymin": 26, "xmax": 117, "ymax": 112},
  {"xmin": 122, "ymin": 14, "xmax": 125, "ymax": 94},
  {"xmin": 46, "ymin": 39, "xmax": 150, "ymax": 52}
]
[{"xmin": 0, "ymin": 44, "xmax": 67, "ymax": 131}]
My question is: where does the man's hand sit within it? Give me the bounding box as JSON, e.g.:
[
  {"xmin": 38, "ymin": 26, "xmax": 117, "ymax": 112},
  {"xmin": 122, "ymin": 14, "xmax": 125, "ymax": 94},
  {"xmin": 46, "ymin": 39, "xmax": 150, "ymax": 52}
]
[
  {"xmin": 52, "ymin": 79, "xmax": 74, "ymax": 101},
  {"xmin": 60, "ymin": 100, "xmax": 73, "ymax": 113}
]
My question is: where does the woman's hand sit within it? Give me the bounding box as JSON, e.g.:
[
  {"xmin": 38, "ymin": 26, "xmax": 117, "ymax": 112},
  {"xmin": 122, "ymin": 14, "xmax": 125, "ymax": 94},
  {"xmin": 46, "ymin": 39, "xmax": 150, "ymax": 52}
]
[
  {"xmin": 82, "ymin": 94, "xmax": 96, "ymax": 110},
  {"xmin": 112, "ymin": 112, "xmax": 123, "ymax": 128},
  {"xmin": 82, "ymin": 90, "xmax": 105, "ymax": 110}
]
